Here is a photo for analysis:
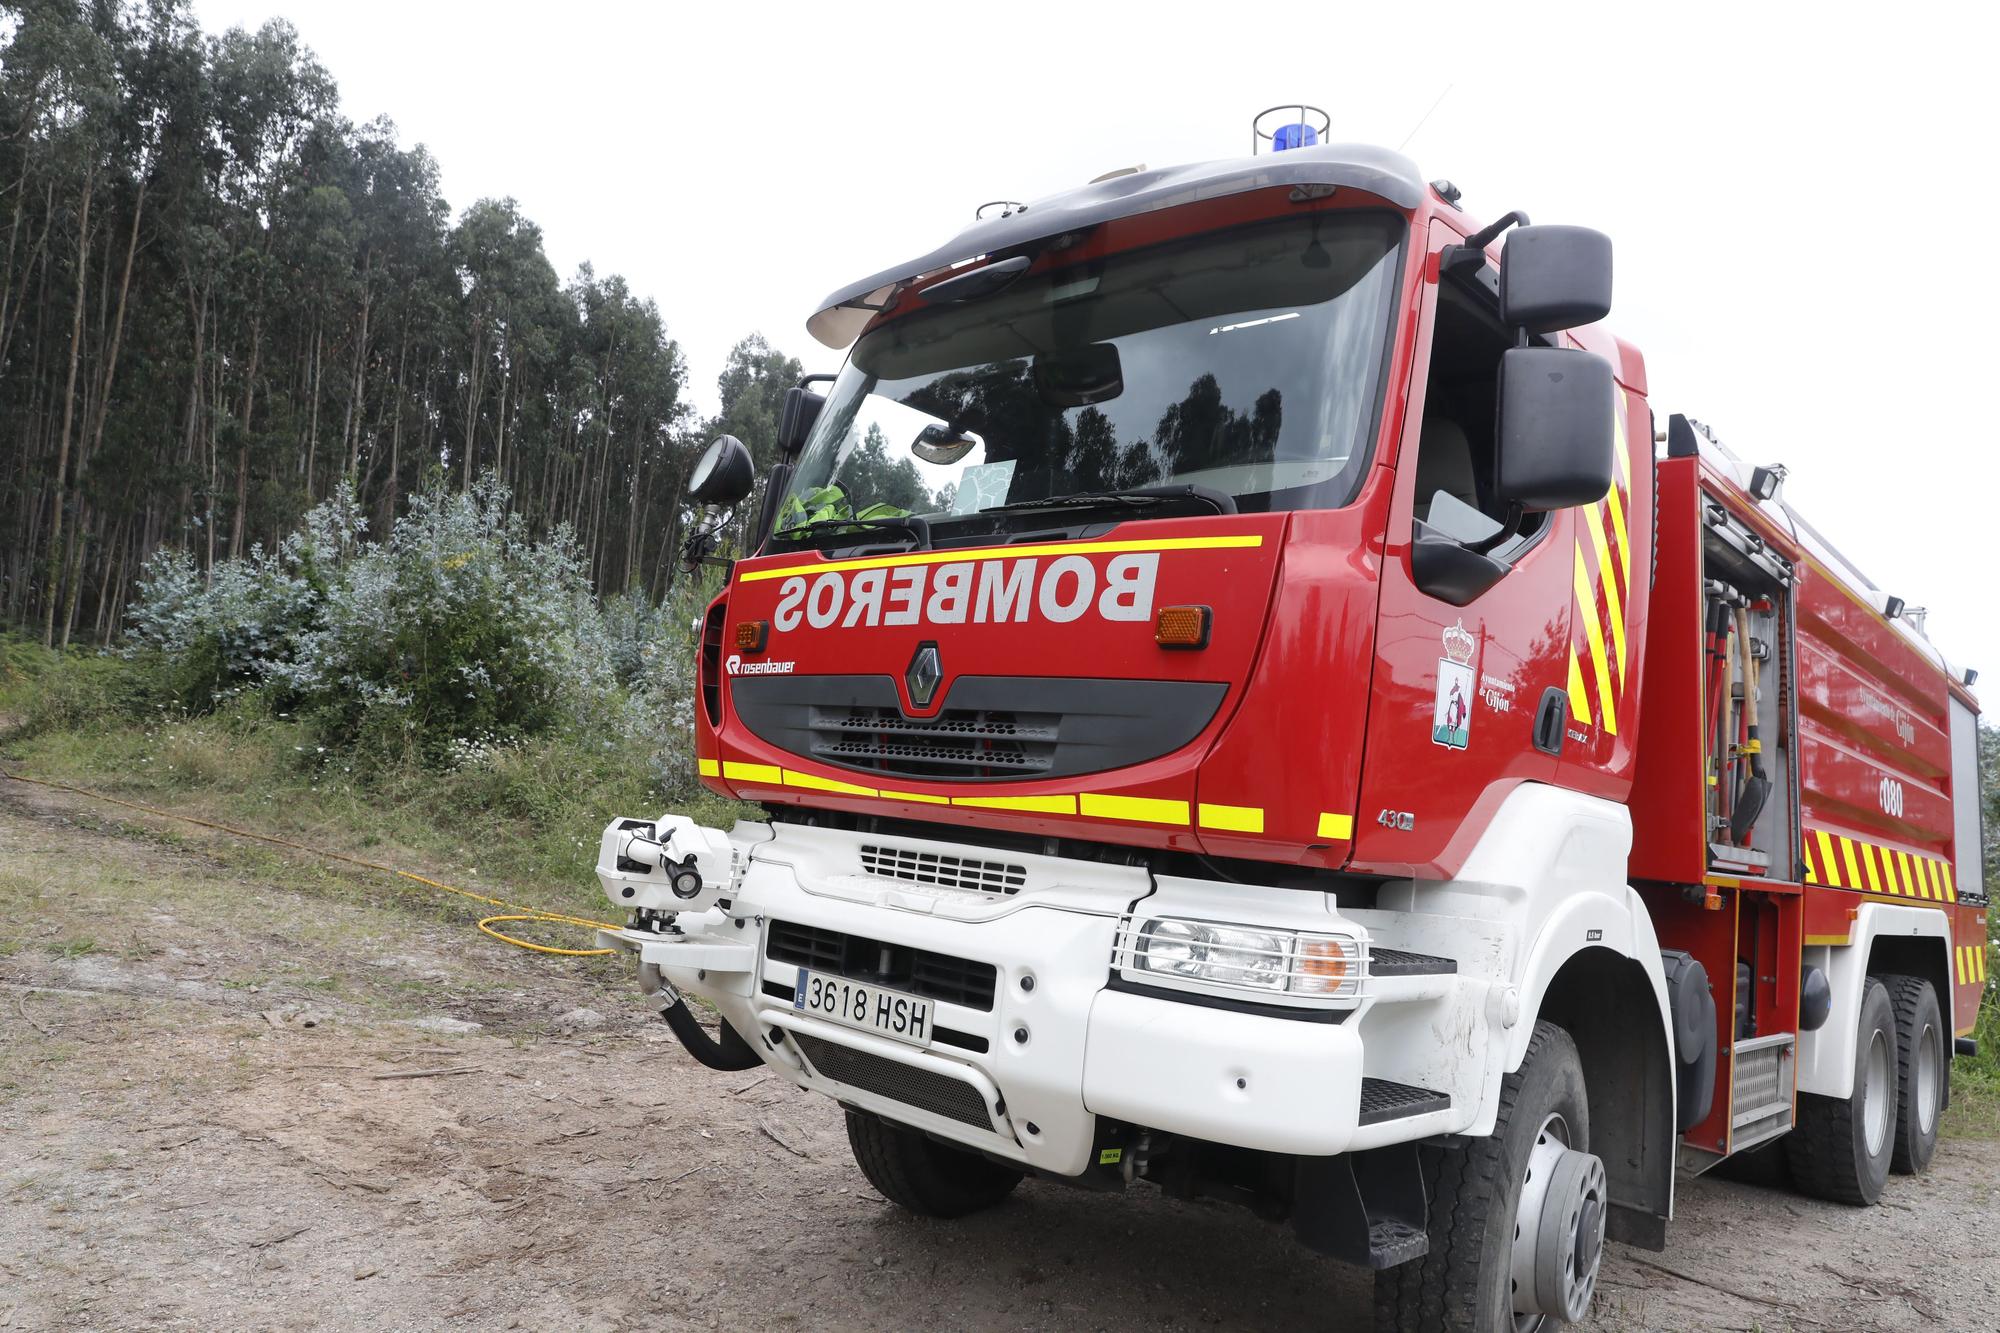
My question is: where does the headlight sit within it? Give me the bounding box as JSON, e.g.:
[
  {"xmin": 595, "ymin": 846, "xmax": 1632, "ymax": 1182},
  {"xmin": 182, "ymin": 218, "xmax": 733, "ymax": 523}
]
[
  {"xmin": 1128, "ymin": 917, "xmax": 1360, "ymax": 998},
  {"xmin": 1138, "ymin": 919, "xmax": 1206, "ymax": 973}
]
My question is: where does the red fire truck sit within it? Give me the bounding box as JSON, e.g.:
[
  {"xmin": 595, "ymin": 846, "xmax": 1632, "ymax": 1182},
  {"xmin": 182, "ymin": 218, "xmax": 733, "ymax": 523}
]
[{"xmin": 595, "ymin": 110, "xmax": 1990, "ymax": 1330}]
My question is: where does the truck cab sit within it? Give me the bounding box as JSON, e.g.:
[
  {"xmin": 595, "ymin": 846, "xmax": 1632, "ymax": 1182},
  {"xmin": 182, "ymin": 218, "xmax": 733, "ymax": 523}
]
[{"xmin": 596, "ymin": 126, "xmax": 1982, "ymax": 1332}]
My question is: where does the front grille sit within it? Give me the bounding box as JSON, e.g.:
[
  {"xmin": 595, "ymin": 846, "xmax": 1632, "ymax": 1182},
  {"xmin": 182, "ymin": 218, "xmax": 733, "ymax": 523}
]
[
  {"xmin": 766, "ymin": 921, "xmax": 997, "ymax": 1011},
  {"xmin": 731, "ymin": 675, "xmax": 1227, "ymax": 782},
  {"xmin": 859, "ymin": 843, "xmax": 1027, "ymax": 896},
  {"xmin": 793, "ymin": 1033, "xmax": 994, "ymax": 1130},
  {"xmin": 813, "ymin": 705, "xmax": 1058, "ymax": 779}
]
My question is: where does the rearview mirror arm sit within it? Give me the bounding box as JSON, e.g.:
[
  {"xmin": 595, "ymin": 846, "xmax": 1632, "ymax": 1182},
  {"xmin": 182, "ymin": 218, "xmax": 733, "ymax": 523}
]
[
  {"xmin": 750, "ymin": 460, "xmax": 794, "ymax": 554},
  {"xmin": 1440, "ymin": 209, "xmax": 1529, "ymax": 276},
  {"xmin": 1464, "ymin": 500, "xmax": 1525, "ymax": 556}
]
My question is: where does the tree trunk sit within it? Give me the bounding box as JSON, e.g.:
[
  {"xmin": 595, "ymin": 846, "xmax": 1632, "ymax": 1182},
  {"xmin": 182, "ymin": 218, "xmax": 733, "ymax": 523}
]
[
  {"xmin": 385, "ymin": 332, "xmax": 408, "ymax": 523},
  {"xmin": 229, "ymin": 306, "xmax": 262, "ymax": 562},
  {"xmin": 82, "ymin": 177, "xmax": 145, "ymax": 479},
  {"xmin": 462, "ymin": 316, "xmax": 486, "ymax": 488},
  {"xmin": 42, "ymin": 167, "xmax": 94, "ymax": 648},
  {"xmin": 343, "ymin": 250, "xmax": 373, "ymax": 479},
  {"xmin": 304, "ymin": 316, "xmax": 323, "ymax": 498},
  {"xmin": 0, "ymin": 138, "xmax": 39, "ymax": 371}
]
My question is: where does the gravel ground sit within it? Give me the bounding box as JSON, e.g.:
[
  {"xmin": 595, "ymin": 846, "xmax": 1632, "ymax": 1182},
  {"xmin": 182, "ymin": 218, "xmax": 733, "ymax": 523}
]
[{"xmin": 2, "ymin": 779, "xmax": 1996, "ymax": 1332}]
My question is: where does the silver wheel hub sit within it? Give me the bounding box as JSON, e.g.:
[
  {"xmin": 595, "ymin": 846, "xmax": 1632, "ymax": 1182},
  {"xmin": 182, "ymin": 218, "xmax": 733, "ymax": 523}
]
[
  {"xmin": 1511, "ymin": 1114, "xmax": 1607, "ymax": 1326},
  {"xmin": 1863, "ymin": 1029, "xmax": 1892, "ymax": 1156},
  {"xmin": 1916, "ymin": 1021, "xmax": 1940, "ymax": 1137}
]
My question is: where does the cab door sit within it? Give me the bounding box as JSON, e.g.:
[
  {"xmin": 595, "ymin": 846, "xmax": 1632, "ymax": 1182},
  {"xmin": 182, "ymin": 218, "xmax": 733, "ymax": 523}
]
[
  {"xmin": 1551, "ymin": 360, "xmax": 1653, "ymax": 800},
  {"xmin": 1349, "ymin": 219, "xmax": 1577, "ymax": 879}
]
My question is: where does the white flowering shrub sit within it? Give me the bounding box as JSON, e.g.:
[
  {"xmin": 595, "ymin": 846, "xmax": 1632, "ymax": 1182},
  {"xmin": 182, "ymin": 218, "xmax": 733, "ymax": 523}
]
[
  {"xmin": 273, "ymin": 477, "xmax": 614, "ymax": 761},
  {"xmin": 597, "ymin": 592, "xmax": 671, "ymax": 689},
  {"xmin": 111, "ymin": 475, "xmax": 722, "ymax": 794},
  {"xmin": 126, "ymin": 484, "xmax": 366, "ymax": 709}
]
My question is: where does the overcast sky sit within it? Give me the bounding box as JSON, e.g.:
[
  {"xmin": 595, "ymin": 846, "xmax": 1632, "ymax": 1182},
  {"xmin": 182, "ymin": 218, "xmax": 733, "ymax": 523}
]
[{"xmin": 191, "ymin": 0, "xmax": 1999, "ymax": 678}]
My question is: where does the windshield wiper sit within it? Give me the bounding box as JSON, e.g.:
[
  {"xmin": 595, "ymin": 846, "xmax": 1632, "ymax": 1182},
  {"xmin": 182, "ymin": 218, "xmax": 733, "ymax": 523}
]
[
  {"xmin": 771, "ymin": 515, "xmax": 932, "ymax": 551},
  {"xmin": 983, "ymin": 484, "xmax": 1238, "ymax": 516}
]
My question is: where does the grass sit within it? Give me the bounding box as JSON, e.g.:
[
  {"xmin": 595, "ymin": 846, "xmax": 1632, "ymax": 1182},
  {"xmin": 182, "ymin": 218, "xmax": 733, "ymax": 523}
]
[
  {"xmin": 0, "ymin": 632, "xmax": 748, "ymax": 925},
  {"xmin": 1946, "ymin": 984, "xmax": 2000, "ymax": 1138}
]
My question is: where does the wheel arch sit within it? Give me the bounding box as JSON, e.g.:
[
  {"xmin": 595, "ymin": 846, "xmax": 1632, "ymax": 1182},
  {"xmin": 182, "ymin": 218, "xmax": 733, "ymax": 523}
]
[
  {"xmin": 1528, "ymin": 942, "xmax": 1676, "ymax": 1250},
  {"xmin": 1798, "ymin": 902, "xmax": 1953, "ymax": 1098},
  {"xmin": 1866, "ymin": 935, "xmax": 1953, "ymax": 1031}
]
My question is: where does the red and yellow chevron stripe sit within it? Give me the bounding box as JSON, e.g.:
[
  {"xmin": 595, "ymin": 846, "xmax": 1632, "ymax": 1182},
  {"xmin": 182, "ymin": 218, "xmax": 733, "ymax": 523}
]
[
  {"xmin": 1802, "ymin": 826, "xmax": 1957, "ymax": 903},
  {"xmin": 1956, "ymin": 943, "xmax": 1990, "ymax": 986},
  {"xmin": 1567, "ymin": 392, "xmax": 1634, "ymax": 734}
]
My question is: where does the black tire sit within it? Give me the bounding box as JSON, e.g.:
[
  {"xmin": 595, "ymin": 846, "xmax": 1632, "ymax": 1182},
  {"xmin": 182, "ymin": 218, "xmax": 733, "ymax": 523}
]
[
  {"xmin": 1375, "ymin": 1021, "xmax": 1592, "ymax": 1333},
  {"xmin": 844, "ymin": 1111, "xmax": 1023, "ymax": 1219},
  {"xmin": 1785, "ymin": 977, "xmax": 1895, "ymax": 1205},
  {"xmin": 1879, "ymin": 974, "xmax": 1943, "ymax": 1175}
]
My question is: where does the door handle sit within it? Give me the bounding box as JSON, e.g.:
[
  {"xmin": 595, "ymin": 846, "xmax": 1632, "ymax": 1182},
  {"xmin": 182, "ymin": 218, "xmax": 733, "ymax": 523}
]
[{"xmin": 1533, "ymin": 687, "xmax": 1567, "ymax": 756}]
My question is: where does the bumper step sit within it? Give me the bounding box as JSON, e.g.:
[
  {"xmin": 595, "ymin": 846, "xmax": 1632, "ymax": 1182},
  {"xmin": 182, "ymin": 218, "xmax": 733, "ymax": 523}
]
[
  {"xmin": 1358, "ymin": 1077, "xmax": 1452, "ymax": 1125},
  {"xmin": 1366, "ymin": 1217, "xmax": 1431, "ymax": 1268},
  {"xmin": 1369, "ymin": 948, "xmax": 1457, "ymax": 977}
]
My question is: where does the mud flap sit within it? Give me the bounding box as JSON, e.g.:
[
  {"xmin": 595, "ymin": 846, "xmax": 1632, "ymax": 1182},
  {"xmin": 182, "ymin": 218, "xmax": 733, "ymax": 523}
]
[{"xmin": 1291, "ymin": 1144, "xmax": 1429, "ymax": 1269}]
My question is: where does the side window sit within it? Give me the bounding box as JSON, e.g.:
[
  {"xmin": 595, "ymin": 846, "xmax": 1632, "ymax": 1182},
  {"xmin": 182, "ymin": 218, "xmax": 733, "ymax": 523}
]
[{"xmin": 1409, "ymin": 282, "xmax": 1545, "ymax": 558}]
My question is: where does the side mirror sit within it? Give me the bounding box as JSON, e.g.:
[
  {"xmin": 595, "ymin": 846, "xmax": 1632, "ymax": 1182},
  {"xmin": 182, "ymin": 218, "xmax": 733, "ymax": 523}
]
[
  {"xmin": 776, "ymin": 383, "xmax": 828, "ymax": 457},
  {"xmin": 1499, "ymin": 225, "xmax": 1612, "ymax": 333},
  {"xmin": 1495, "ymin": 347, "xmax": 1615, "ymax": 511},
  {"xmin": 688, "ymin": 434, "xmax": 754, "ymax": 506}
]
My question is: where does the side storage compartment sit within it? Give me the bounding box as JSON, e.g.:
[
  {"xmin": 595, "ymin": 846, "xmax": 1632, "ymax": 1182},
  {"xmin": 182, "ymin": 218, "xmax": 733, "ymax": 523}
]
[{"xmin": 1630, "ymin": 444, "xmax": 1806, "ymax": 1172}]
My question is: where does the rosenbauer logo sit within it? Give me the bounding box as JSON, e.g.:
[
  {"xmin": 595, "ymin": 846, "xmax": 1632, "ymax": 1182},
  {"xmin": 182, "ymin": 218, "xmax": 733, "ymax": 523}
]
[
  {"xmin": 769, "ymin": 552, "xmax": 1159, "ymax": 633},
  {"xmin": 723, "ymin": 655, "xmax": 796, "ymax": 676}
]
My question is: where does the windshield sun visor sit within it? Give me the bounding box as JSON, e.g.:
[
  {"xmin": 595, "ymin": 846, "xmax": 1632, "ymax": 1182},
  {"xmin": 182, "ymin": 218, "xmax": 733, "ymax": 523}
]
[{"xmin": 806, "ymin": 144, "xmax": 1427, "ymax": 349}]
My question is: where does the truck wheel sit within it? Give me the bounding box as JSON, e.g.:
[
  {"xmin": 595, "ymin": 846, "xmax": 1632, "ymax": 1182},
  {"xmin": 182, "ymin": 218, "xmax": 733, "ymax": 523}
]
[
  {"xmin": 1879, "ymin": 974, "xmax": 1943, "ymax": 1175},
  {"xmin": 844, "ymin": 1110, "xmax": 1022, "ymax": 1219},
  {"xmin": 1375, "ymin": 1021, "xmax": 1605, "ymax": 1333},
  {"xmin": 1785, "ymin": 977, "xmax": 1895, "ymax": 1205}
]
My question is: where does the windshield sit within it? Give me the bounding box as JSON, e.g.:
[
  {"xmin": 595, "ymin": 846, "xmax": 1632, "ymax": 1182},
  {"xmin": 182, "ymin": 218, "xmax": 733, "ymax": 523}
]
[{"xmin": 777, "ymin": 211, "xmax": 1405, "ymax": 535}]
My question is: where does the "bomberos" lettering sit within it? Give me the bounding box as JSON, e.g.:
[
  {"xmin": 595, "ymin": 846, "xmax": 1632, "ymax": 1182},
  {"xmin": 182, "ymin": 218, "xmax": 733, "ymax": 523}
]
[{"xmin": 771, "ymin": 553, "xmax": 1159, "ymax": 633}]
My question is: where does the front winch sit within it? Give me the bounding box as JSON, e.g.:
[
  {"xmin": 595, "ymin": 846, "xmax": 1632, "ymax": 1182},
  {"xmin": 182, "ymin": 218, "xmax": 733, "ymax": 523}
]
[
  {"xmin": 597, "ymin": 814, "xmax": 776, "ymax": 1071},
  {"xmin": 598, "ymin": 813, "xmax": 744, "ymax": 916}
]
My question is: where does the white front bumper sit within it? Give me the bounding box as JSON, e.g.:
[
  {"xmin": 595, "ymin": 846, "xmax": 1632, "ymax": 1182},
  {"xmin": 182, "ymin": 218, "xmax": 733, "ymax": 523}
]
[{"xmin": 611, "ymin": 823, "xmax": 1437, "ymax": 1176}]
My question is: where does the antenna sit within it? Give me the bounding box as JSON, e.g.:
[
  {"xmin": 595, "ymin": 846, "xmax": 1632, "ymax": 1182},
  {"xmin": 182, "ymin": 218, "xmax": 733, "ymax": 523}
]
[{"xmin": 1397, "ymin": 83, "xmax": 1454, "ymax": 152}]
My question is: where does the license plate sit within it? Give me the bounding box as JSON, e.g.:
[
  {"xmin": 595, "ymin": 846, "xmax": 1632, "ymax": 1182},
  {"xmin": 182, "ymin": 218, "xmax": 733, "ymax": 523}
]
[{"xmin": 793, "ymin": 970, "xmax": 932, "ymax": 1047}]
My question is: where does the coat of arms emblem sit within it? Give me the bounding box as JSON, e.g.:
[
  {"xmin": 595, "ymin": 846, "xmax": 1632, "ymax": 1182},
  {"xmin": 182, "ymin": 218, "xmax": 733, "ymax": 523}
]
[{"xmin": 1432, "ymin": 621, "xmax": 1477, "ymax": 749}]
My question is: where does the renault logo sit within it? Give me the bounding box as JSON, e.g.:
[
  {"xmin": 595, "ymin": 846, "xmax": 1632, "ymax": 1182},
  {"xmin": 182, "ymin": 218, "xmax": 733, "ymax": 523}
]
[{"xmin": 906, "ymin": 643, "xmax": 943, "ymax": 708}]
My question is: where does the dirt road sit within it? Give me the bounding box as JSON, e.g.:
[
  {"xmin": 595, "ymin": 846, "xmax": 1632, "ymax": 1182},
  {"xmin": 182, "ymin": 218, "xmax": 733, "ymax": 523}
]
[{"xmin": 3, "ymin": 780, "xmax": 1996, "ymax": 1331}]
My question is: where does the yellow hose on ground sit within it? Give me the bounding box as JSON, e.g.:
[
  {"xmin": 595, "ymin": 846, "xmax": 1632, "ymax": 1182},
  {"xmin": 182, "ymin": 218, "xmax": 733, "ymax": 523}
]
[{"xmin": 0, "ymin": 769, "xmax": 619, "ymax": 957}]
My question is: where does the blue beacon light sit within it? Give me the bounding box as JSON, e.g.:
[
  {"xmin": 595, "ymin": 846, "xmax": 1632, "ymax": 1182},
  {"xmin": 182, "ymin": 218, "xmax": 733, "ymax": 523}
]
[{"xmin": 1272, "ymin": 122, "xmax": 1318, "ymax": 152}]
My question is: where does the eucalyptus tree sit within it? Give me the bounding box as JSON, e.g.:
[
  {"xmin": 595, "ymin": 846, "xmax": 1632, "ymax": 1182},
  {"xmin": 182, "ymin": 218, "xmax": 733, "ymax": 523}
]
[{"xmin": 0, "ymin": 0, "xmax": 716, "ymax": 637}]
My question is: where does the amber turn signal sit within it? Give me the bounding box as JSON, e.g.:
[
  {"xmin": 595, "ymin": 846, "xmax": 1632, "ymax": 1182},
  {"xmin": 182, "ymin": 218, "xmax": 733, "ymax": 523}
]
[
  {"xmin": 1154, "ymin": 604, "xmax": 1211, "ymax": 649},
  {"xmin": 734, "ymin": 620, "xmax": 769, "ymax": 653},
  {"xmin": 1295, "ymin": 937, "xmax": 1354, "ymax": 995}
]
